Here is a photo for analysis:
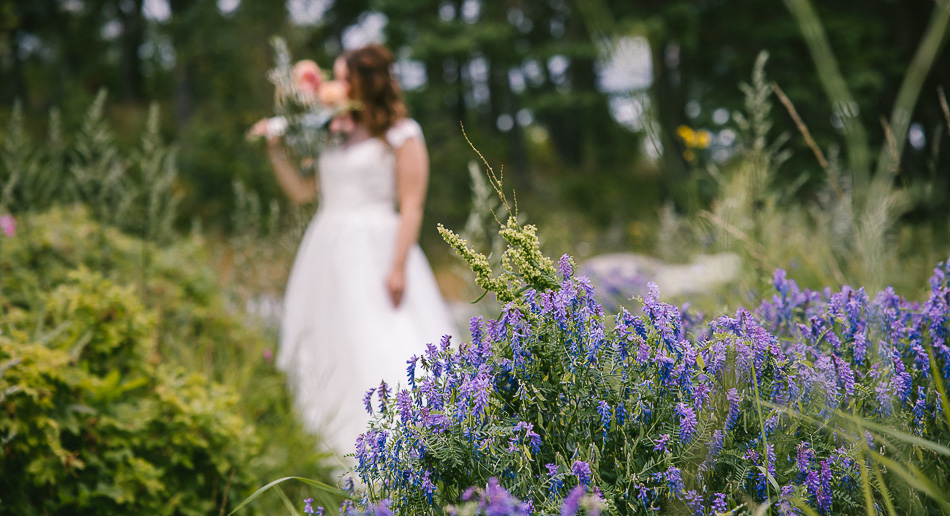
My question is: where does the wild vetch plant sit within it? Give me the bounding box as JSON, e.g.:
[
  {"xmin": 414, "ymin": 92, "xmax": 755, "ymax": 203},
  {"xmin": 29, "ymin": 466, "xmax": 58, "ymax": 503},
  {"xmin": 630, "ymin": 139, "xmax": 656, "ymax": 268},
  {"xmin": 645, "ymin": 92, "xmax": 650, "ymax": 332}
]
[{"xmin": 338, "ymin": 204, "xmax": 950, "ymax": 514}]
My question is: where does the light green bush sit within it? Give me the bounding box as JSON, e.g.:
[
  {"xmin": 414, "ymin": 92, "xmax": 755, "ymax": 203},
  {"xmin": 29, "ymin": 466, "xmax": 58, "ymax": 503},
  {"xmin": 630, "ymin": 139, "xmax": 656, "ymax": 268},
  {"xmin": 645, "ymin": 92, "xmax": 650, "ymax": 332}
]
[
  {"xmin": 0, "ymin": 267, "xmax": 259, "ymax": 514},
  {"xmin": 0, "ymin": 207, "xmax": 336, "ymax": 514}
]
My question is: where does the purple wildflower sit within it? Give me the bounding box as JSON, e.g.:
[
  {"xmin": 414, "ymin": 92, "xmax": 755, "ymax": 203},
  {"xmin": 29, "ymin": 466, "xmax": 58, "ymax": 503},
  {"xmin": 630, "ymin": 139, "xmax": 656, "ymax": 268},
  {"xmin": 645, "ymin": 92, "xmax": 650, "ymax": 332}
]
[
  {"xmin": 705, "ymin": 430, "xmax": 724, "ymax": 465},
  {"xmin": 796, "ymin": 442, "xmax": 815, "ymax": 478},
  {"xmin": 875, "ymin": 379, "xmax": 893, "ymax": 416},
  {"xmin": 777, "ymin": 485, "xmax": 800, "ymax": 516},
  {"xmin": 547, "ymin": 463, "xmax": 564, "ymax": 493},
  {"xmin": 406, "ymin": 355, "xmax": 418, "ymax": 389},
  {"xmin": 853, "ymin": 332, "xmax": 868, "ymax": 364},
  {"xmin": 420, "ymin": 471, "xmax": 436, "ymax": 504},
  {"xmin": 711, "ymin": 493, "xmax": 728, "ymax": 513},
  {"xmin": 684, "ymin": 490, "xmax": 704, "ymax": 516},
  {"xmin": 616, "ymin": 402, "xmax": 627, "ymax": 425},
  {"xmin": 665, "ymin": 466, "xmax": 685, "ymax": 497},
  {"xmin": 558, "ymin": 254, "xmax": 574, "ymax": 280},
  {"xmin": 765, "ymin": 414, "xmax": 780, "ymax": 436},
  {"xmin": 470, "ymin": 316, "xmax": 484, "ymax": 347},
  {"xmin": 354, "ymin": 432, "xmax": 370, "ymax": 472},
  {"xmin": 676, "ymin": 402, "xmax": 698, "ymax": 443},
  {"xmin": 572, "ymin": 460, "xmax": 593, "ymax": 486},
  {"xmin": 303, "ymin": 497, "xmax": 315, "ymax": 514},
  {"xmin": 363, "ymin": 387, "xmax": 376, "ymax": 415},
  {"xmin": 805, "ymin": 469, "xmax": 821, "ymax": 501},
  {"xmin": 817, "ymin": 459, "xmax": 833, "ymax": 512},
  {"xmin": 396, "ymin": 389, "xmax": 413, "ymax": 424},
  {"xmin": 597, "ymin": 400, "xmax": 611, "ymax": 441},
  {"xmin": 367, "ymin": 499, "xmax": 393, "ymax": 516},
  {"xmin": 913, "ymin": 386, "xmax": 928, "ymax": 431},
  {"xmin": 725, "ymin": 388, "xmax": 741, "ymax": 432},
  {"xmin": 637, "ymin": 484, "xmax": 652, "ymax": 508},
  {"xmin": 833, "ymin": 355, "xmax": 855, "ymax": 401},
  {"xmin": 653, "ymin": 433, "xmax": 670, "ymax": 452},
  {"xmin": 561, "ymin": 485, "xmax": 586, "ymax": 516}
]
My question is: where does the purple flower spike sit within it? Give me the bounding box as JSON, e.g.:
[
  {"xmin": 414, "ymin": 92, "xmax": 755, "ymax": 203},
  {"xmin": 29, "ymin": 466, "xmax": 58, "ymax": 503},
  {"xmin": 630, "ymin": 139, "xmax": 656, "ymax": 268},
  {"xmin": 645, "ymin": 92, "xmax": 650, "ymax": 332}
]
[
  {"xmin": 572, "ymin": 460, "xmax": 593, "ymax": 486},
  {"xmin": 597, "ymin": 400, "xmax": 611, "ymax": 441},
  {"xmin": 676, "ymin": 402, "xmax": 698, "ymax": 443},
  {"xmin": 712, "ymin": 493, "xmax": 728, "ymax": 513},
  {"xmin": 406, "ymin": 355, "xmax": 418, "ymax": 389},
  {"xmin": 665, "ymin": 466, "xmax": 685, "ymax": 497},
  {"xmin": 725, "ymin": 388, "xmax": 741, "ymax": 433},
  {"xmin": 363, "ymin": 387, "xmax": 376, "ymax": 415},
  {"xmin": 558, "ymin": 254, "xmax": 574, "ymax": 280},
  {"xmin": 377, "ymin": 381, "xmax": 390, "ymax": 413}
]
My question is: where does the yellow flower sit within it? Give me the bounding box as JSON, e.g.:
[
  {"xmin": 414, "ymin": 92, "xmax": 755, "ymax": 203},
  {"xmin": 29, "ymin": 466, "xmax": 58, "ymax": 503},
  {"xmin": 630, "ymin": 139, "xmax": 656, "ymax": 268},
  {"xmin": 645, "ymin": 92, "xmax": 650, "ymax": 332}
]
[
  {"xmin": 696, "ymin": 130, "xmax": 712, "ymax": 149},
  {"xmin": 677, "ymin": 125, "xmax": 694, "ymax": 143}
]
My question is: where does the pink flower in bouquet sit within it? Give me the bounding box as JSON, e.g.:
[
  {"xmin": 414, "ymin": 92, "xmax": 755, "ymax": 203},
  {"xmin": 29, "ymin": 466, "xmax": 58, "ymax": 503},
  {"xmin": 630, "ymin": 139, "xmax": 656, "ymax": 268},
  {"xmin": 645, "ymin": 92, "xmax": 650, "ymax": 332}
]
[
  {"xmin": 0, "ymin": 214, "xmax": 15, "ymax": 237},
  {"xmin": 293, "ymin": 59, "xmax": 322, "ymax": 94},
  {"xmin": 317, "ymin": 80, "xmax": 349, "ymax": 107}
]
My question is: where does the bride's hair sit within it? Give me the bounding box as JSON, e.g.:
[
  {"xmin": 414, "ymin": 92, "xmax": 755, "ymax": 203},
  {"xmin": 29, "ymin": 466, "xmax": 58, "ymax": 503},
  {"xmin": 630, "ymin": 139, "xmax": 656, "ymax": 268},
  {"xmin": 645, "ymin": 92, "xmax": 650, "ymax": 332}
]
[{"xmin": 342, "ymin": 44, "xmax": 409, "ymax": 138}]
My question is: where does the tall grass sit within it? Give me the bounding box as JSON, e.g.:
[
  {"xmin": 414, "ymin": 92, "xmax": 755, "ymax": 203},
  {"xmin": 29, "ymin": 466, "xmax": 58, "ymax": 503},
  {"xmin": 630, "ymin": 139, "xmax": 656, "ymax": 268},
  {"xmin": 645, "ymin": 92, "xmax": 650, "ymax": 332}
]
[{"xmin": 672, "ymin": 44, "xmax": 947, "ymax": 307}]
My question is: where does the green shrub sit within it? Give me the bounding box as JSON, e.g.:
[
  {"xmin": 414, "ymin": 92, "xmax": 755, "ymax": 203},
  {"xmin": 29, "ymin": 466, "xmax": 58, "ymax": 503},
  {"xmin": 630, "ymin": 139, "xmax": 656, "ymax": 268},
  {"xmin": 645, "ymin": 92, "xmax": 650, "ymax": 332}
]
[
  {"xmin": 0, "ymin": 207, "xmax": 336, "ymax": 514},
  {"xmin": 0, "ymin": 268, "xmax": 259, "ymax": 515}
]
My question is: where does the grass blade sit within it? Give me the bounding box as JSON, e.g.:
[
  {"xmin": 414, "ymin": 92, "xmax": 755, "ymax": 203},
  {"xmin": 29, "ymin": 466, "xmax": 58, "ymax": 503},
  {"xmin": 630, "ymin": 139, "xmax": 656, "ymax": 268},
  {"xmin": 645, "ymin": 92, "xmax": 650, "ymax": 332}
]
[
  {"xmin": 228, "ymin": 476, "xmax": 347, "ymax": 515},
  {"xmin": 869, "ymin": 450, "xmax": 950, "ymax": 511}
]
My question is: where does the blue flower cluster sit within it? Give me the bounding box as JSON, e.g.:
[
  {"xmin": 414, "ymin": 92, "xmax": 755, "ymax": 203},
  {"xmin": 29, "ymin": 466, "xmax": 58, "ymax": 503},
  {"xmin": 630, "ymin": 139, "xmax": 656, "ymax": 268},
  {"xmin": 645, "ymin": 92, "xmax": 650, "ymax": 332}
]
[{"xmin": 341, "ymin": 256, "xmax": 950, "ymax": 514}]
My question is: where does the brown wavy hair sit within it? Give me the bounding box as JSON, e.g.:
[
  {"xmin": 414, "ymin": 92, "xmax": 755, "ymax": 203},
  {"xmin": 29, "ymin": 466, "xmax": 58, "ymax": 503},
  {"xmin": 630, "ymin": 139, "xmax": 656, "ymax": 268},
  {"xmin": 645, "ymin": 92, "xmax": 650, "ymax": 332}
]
[{"xmin": 342, "ymin": 44, "xmax": 409, "ymax": 137}]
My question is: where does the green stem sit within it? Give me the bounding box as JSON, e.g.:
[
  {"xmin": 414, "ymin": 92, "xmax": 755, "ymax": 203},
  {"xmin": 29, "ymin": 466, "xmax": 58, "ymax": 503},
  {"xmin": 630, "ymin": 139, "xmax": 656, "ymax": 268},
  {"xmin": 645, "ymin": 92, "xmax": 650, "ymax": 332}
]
[
  {"xmin": 875, "ymin": 0, "xmax": 950, "ymax": 177},
  {"xmin": 782, "ymin": 0, "xmax": 870, "ymax": 201},
  {"xmin": 926, "ymin": 335, "xmax": 950, "ymax": 432},
  {"xmin": 750, "ymin": 365, "xmax": 773, "ymax": 511}
]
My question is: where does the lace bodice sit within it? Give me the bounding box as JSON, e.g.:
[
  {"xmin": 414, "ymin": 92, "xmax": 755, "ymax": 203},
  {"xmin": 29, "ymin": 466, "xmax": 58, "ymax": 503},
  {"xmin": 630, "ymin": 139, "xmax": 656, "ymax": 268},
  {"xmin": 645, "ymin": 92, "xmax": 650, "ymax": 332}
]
[{"xmin": 316, "ymin": 118, "xmax": 424, "ymax": 213}]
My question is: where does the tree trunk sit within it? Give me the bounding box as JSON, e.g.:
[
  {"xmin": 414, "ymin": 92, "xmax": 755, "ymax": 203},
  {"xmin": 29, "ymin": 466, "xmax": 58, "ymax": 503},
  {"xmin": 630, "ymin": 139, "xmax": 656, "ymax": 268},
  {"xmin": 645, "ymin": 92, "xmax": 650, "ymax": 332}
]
[
  {"xmin": 118, "ymin": 0, "xmax": 145, "ymax": 102},
  {"xmin": 650, "ymin": 39, "xmax": 691, "ymax": 208}
]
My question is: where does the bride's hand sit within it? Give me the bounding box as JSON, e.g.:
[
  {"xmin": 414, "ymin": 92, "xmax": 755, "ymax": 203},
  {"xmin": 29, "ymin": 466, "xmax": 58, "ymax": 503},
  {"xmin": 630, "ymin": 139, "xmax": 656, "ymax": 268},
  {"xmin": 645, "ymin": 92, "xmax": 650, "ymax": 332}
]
[
  {"xmin": 387, "ymin": 268, "xmax": 406, "ymax": 308},
  {"xmin": 247, "ymin": 118, "xmax": 282, "ymax": 146},
  {"xmin": 247, "ymin": 118, "xmax": 269, "ymax": 139}
]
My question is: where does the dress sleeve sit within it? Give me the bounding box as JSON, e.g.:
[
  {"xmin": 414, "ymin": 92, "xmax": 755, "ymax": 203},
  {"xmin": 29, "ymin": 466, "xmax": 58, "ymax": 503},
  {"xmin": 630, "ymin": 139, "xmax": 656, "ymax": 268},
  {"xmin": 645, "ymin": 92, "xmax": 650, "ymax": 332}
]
[{"xmin": 386, "ymin": 118, "xmax": 425, "ymax": 149}]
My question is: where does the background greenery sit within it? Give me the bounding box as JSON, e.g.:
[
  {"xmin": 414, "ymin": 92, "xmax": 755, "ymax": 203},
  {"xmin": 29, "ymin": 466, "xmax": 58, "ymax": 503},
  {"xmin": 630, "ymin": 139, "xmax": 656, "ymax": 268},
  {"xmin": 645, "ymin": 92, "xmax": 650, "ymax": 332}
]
[{"xmin": 3, "ymin": 0, "xmax": 947, "ymax": 257}]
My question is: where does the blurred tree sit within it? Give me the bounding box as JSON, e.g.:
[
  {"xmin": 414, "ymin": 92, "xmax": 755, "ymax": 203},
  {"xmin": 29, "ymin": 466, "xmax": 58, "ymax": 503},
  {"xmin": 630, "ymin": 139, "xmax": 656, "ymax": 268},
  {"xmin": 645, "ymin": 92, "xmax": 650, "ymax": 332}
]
[
  {"xmin": 589, "ymin": 0, "xmax": 949, "ymax": 212},
  {"xmin": 0, "ymin": 0, "xmax": 945, "ymax": 233},
  {"xmin": 353, "ymin": 0, "xmax": 645, "ymax": 234}
]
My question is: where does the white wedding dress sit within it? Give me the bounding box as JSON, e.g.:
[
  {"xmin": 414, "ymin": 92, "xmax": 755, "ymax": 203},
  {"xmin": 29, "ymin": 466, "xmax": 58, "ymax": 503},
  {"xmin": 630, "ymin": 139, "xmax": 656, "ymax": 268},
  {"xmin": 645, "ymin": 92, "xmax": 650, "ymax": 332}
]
[{"xmin": 276, "ymin": 119, "xmax": 458, "ymax": 464}]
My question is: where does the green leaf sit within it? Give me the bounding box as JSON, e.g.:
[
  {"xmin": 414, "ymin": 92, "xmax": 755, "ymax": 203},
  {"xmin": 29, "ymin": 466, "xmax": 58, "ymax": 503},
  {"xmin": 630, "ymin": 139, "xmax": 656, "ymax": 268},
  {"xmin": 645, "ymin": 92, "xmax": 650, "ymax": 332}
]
[{"xmin": 229, "ymin": 477, "xmax": 347, "ymax": 515}]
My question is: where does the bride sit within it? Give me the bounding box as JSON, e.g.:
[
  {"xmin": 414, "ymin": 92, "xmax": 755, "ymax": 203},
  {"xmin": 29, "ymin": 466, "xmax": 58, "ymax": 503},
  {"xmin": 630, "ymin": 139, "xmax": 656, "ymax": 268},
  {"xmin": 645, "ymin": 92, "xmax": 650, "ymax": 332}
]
[{"xmin": 249, "ymin": 44, "xmax": 459, "ymax": 465}]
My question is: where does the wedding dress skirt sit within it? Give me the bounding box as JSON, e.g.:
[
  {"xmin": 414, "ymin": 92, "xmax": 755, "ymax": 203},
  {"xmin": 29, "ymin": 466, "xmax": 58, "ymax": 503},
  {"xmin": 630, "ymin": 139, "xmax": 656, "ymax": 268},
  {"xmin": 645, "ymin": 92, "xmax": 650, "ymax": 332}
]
[{"xmin": 276, "ymin": 119, "xmax": 458, "ymax": 464}]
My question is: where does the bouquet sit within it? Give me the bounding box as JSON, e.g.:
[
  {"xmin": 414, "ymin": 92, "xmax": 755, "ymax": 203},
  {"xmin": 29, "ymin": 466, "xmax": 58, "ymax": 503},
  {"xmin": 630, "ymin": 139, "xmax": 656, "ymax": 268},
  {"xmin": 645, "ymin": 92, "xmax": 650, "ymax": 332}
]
[{"xmin": 251, "ymin": 37, "xmax": 358, "ymax": 176}]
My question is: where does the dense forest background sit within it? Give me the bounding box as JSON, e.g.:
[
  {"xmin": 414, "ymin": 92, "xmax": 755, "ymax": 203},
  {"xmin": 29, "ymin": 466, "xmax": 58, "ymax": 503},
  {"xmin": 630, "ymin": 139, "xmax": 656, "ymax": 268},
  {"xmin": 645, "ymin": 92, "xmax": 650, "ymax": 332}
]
[{"xmin": 2, "ymin": 0, "xmax": 948, "ymax": 259}]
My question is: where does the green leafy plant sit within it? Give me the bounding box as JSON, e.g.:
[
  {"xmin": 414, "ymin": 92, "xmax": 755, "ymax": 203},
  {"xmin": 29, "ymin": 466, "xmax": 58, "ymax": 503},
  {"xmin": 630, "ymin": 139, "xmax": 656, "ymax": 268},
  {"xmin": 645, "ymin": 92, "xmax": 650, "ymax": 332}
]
[{"xmin": 0, "ymin": 92, "xmax": 338, "ymax": 514}]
